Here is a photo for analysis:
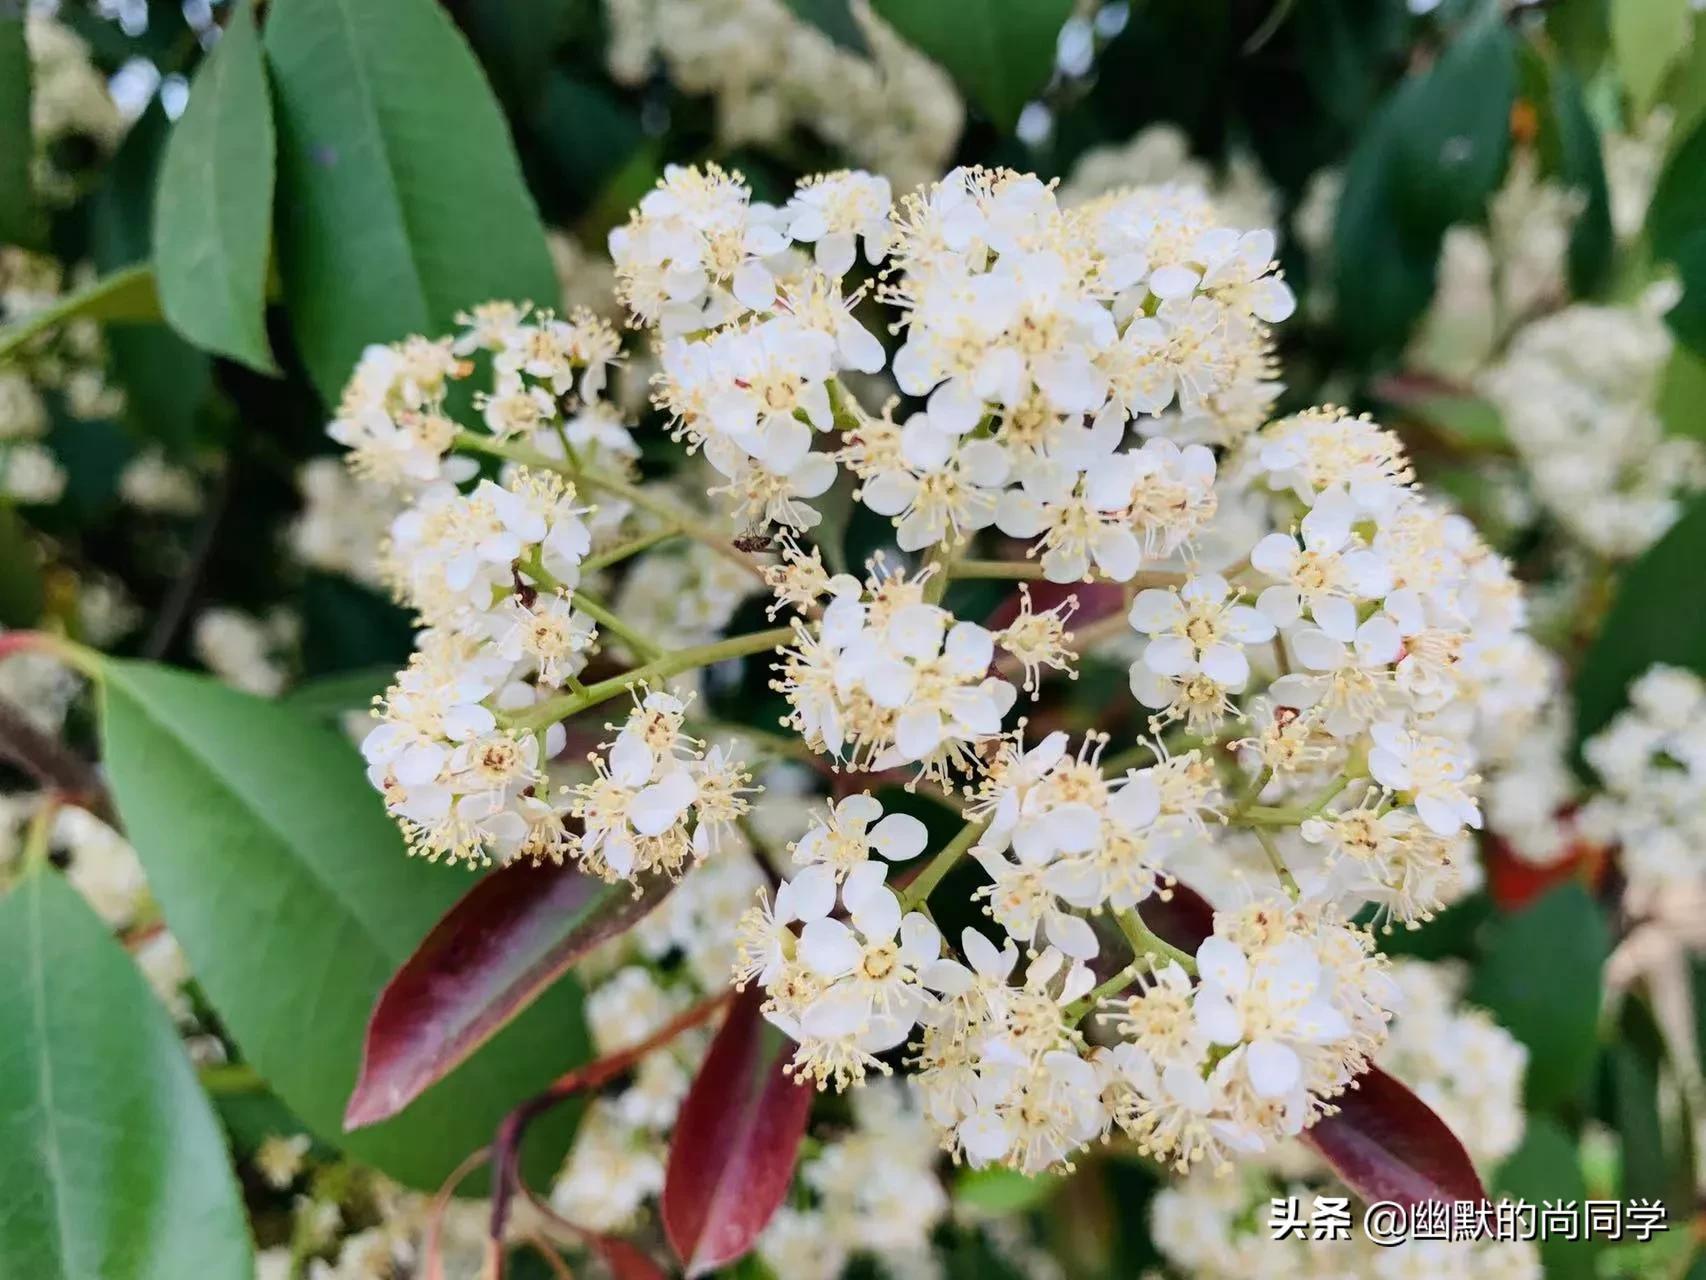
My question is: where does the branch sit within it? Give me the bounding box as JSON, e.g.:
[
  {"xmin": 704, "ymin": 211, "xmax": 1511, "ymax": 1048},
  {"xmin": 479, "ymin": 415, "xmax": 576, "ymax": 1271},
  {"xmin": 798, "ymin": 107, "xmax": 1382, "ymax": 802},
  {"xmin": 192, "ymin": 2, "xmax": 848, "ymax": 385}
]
[
  {"xmin": 0, "ymin": 693, "xmax": 116, "ymax": 824},
  {"xmin": 484, "ymin": 990, "xmax": 733, "ymax": 1279}
]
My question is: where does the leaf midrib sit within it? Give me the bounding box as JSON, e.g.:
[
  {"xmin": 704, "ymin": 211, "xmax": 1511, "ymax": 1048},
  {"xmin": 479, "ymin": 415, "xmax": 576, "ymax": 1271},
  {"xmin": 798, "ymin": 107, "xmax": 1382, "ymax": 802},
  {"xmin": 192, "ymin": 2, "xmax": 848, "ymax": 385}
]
[
  {"xmin": 106, "ymin": 669, "xmax": 418, "ymax": 965},
  {"xmin": 25, "ymin": 876, "xmax": 76, "ymax": 1280},
  {"xmin": 321, "ymin": 0, "xmax": 433, "ymax": 329}
]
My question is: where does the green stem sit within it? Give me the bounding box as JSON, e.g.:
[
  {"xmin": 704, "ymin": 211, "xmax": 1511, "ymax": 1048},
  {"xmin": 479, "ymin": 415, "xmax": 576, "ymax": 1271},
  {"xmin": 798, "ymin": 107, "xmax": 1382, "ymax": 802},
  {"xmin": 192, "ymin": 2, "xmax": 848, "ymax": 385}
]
[
  {"xmin": 511, "ymin": 626, "xmax": 793, "ymax": 733},
  {"xmin": 569, "ymin": 589, "xmax": 665, "ymax": 663},
  {"xmin": 1116, "ymin": 907, "xmax": 1197, "ymax": 974},
  {"xmin": 1232, "ymin": 764, "xmax": 1274, "ymax": 815},
  {"xmin": 1065, "ymin": 962, "xmax": 1143, "ymax": 1022},
  {"xmin": 1251, "ymin": 826, "xmax": 1301, "ymax": 898},
  {"xmin": 582, "ymin": 526, "xmax": 682, "ymax": 573},
  {"xmin": 580, "ymin": 465, "xmax": 767, "ymax": 582},
  {"xmin": 948, "ymin": 559, "xmax": 1186, "ymax": 586},
  {"xmin": 454, "ymin": 430, "xmax": 765, "ymax": 581},
  {"xmin": 899, "ymin": 818, "xmax": 986, "ymax": 912},
  {"xmin": 921, "ymin": 545, "xmax": 956, "ymax": 604}
]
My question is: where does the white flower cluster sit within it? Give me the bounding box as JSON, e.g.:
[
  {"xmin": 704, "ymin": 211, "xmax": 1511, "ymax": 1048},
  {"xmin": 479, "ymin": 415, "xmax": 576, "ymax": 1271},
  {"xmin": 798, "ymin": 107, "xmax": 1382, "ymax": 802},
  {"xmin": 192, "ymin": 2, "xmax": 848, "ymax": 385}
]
[
  {"xmin": 1377, "ymin": 958, "xmax": 1528, "ymax": 1168},
  {"xmin": 24, "ymin": 15, "xmax": 124, "ymax": 202},
  {"xmin": 603, "ymin": 0, "xmax": 962, "ymax": 191},
  {"xmin": 757, "ymin": 1080, "xmax": 948, "ymax": 1280},
  {"xmin": 1149, "ymin": 1165, "xmax": 1541, "ymax": 1280},
  {"xmin": 551, "ymin": 836, "xmax": 767, "ymax": 1232},
  {"xmin": 771, "ymin": 557, "xmax": 1018, "ymax": 780},
  {"xmin": 967, "ymin": 730, "xmax": 1217, "ymax": 959},
  {"xmin": 290, "ymin": 457, "xmax": 396, "ymax": 589},
  {"xmin": 1103, "ymin": 899, "xmax": 1394, "ymax": 1174},
  {"xmin": 315, "ymin": 160, "xmax": 1543, "ymax": 1191},
  {"xmin": 618, "ymin": 163, "xmax": 1290, "ymax": 556},
  {"xmin": 191, "ymin": 606, "xmax": 299, "ymax": 698},
  {"xmin": 1480, "ymin": 293, "xmax": 1704, "ymax": 558},
  {"xmin": 565, "ymin": 691, "xmax": 754, "ymax": 883},
  {"xmin": 1581, "ymin": 664, "xmax": 1706, "ymax": 897}
]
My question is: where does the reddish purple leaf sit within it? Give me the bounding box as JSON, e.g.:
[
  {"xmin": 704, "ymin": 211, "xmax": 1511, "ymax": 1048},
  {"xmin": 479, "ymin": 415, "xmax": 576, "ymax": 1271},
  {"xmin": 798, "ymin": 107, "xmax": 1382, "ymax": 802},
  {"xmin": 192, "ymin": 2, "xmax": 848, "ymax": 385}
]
[
  {"xmin": 1138, "ymin": 880, "xmax": 1215, "ymax": 953},
  {"xmin": 662, "ymin": 986, "xmax": 813, "ymax": 1276},
  {"xmin": 586, "ymin": 1235, "xmax": 667, "ymax": 1280},
  {"xmin": 1138, "ymin": 884, "xmax": 1484, "ymax": 1208},
  {"xmin": 1303, "ymin": 1064, "xmax": 1487, "ymax": 1206},
  {"xmin": 345, "ymin": 861, "xmax": 675, "ymax": 1129},
  {"xmin": 984, "ymin": 579, "xmax": 1127, "ymax": 632}
]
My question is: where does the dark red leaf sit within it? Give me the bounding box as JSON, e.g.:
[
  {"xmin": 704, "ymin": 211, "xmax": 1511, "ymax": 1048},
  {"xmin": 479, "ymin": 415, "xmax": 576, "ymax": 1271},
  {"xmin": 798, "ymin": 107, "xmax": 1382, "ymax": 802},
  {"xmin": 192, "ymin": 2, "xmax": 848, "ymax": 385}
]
[
  {"xmin": 983, "ymin": 579, "xmax": 1127, "ymax": 632},
  {"xmin": 345, "ymin": 861, "xmax": 675, "ymax": 1129},
  {"xmin": 1138, "ymin": 880, "xmax": 1215, "ymax": 953},
  {"xmin": 662, "ymin": 986, "xmax": 813, "ymax": 1276},
  {"xmin": 592, "ymin": 1236, "xmax": 668, "ymax": 1280},
  {"xmin": 1303, "ymin": 1064, "xmax": 1487, "ymax": 1206}
]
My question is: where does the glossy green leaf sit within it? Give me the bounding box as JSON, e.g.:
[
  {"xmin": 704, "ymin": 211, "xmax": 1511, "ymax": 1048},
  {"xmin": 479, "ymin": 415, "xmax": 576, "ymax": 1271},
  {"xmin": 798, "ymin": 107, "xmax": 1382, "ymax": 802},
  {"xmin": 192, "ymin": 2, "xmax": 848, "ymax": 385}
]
[
  {"xmin": 1332, "ymin": 96, "xmax": 1440, "ymax": 355},
  {"xmin": 0, "ymin": 10, "xmax": 40, "ymax": 248},
  {"xmin": 0, "ymin": 504, "xmax": 44, "ymax": 628},
  {"xmin": 1648, "ymin": 116, "xmax": 1706, "ymax": 355},
  {"xmin": 153, "ymin": 0, "xmax": 278, "ymax": 374},
  {"xmin": 0, "ymin": 868, "xmax": 252, "ymax": 1280},
  {"xmin": 1612, "ymin": 0, "xmax": 1691, "ymax": 115},
  {"xmin": 870, "ymin": 0, "xmax": 1071, "ymax": 132},
  {"xmin": 98, "ymin": 660, "xmax": 586, "ymax": 1189},
  {"xmin": 1389, "ymin": 17, "xmax": 1516, "ymax": 237},
  {"xmin": 1663, "ymin": 346, "xmax": 1706, "ymax": 438},
  {"xmin": 0, "ymin": 265, "xmax": 160, "ymax": 362},
  {"xmin": 264, "ymin": 0, "xmax": 557, "ymax": 402},
  {"xmin": 1493, "ymin": 1117, "xmax": 1596, "ymax": 1280},
  {"xmin": 1574, "ymin": 493, "xmax": 1706, "ymax": 750},
  {"xmin": 784, "ymin": 0, "xmax": 870, "ymax": 56},
  {"xmin": 1469, "ymin": 883, "xmax": 1608, "ymax": 1109},
  {"xmin": 1649, "ymin": 116, "xmax": 1706, "ymax": 266},
  {"xmin": 955, "ymin": 1166, "xmax": 1061, "ymax": 1214},
  {"xmin": 1544, "ymin": 62, "xmax": 1614, "ymax": 296}
]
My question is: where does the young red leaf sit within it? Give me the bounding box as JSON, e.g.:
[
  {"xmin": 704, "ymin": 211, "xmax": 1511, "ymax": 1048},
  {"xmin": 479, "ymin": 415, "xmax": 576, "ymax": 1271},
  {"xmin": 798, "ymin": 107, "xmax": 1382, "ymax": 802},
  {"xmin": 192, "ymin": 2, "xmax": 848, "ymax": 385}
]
[
  {"xmin": 592, "ymin": 1236, "xmax": 668, "ymax": 1280},
  {"xmin": 345, "ymin": 861, "xmax": 675, "ymax": 1129},
  {"xmin": 662, "ymin": 986, "xmax": 813, "ymax": 1276},
  {"xmin": 1137, "ymin": 880, "xmax": 1215, "ymax": 953},
  {"xmin": 1303, "ymin": 1064, "xmax": 1487, "ymax": 1206}
]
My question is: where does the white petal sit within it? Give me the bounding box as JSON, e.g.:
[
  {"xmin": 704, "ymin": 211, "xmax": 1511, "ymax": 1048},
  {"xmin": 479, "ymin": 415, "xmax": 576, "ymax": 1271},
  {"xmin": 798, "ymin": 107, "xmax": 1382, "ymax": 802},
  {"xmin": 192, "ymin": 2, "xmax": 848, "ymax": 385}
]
[{"xmin": 869, "ymin": 812, "xmax": 929, "ymax": 861}]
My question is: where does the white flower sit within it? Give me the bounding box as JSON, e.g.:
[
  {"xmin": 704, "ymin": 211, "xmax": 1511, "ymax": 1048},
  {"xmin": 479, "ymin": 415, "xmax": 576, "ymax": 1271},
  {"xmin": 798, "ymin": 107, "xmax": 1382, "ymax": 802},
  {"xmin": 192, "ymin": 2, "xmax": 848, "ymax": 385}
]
[
  {"xmin": 793, "ymin": 793, "xmax": 929, "ymax": 879},
  {"xmin": 1367, "ymin": 722, "xmax": 1481, "ymax": 836},
  {"xmin": 1129, "ymin": 574, "xmax": 1275, "ymax": 691},
  {"xmin": 785, "ymin": 170, "xmax": 893, "ymax": 275},
  {"xmin": 1250, "ymin": 488, "xmax": 1393, "ymax": 638}
]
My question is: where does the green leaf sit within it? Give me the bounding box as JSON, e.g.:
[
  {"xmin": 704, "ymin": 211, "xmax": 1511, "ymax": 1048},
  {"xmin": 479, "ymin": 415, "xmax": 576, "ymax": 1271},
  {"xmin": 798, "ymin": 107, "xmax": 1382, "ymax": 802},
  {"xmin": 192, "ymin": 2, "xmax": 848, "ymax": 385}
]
[
  {"xmin": 284, "ymin": 664, "xmax": 395, "ymax": 719},
  {"xmin": 1648, "ymin": 116, "xmax": 1706, "ymax": 355},
  {"xmin": 784, "ymin": 0, "xmax": 871, "ymax": 56},
  {"xmin": 1574, "ymin": 493, "xmax": 1706, "ymax": 750},
  {"xmin": 1469, "ymin": 883, "xmax": 1608, "ymax": 1110},
  {"xmin": 1389, "ymin": 18, "xmax": 1517, "ymax": 237},
  {"xmin": 955, "ymin": 1166, "xmax": 1061, "ymax": 1214},
  {"xmin": 0, "ymin": 9, "xmax": 41, "ymax": 248},
  {"xmin": 1543, "ymin": 62, "xmax": 1614, "ymax": 296},
  {"xmin": 1332, "ymin": 97, "xmax": 1440, "ymax": 355},
  {"xmin": 869, "ymin": 0, "xmax": 1071, "ymax": 132},
  {"xmin": 1333, "ymin": 15, "xmax": 1518, "ymax": 354},
  {"xmin": 153, "ymin": 0, "xmax": 278, "ymax": 374},
  {"xmin": 1612, "ymin": 0, "xmax": 1692, "ymax": 115},
  {"xmin": 0, "ymin": 868, "xmax": 252, "ymax": 1280},
  {"xmin": 98, "ymin": 660, "xmax": 586, "ymax": 1189},
  {"xmin": 0, "ymin": 265, "xmax": 160, "ymax": 362},
  {"xmin": 1649, "ymin": 116, "xmax": 1706, "ymax": 266},
  {"xmin": 0, "ymin": 504, "xmax": 45, "ymax": 627},
  {"xmin": 1493, "ymin": 1117, "xmax": 1596, "ymax": 1280},
  {"xmin": 1659, "ymin": 344, "xmax": 1706, "ymax": 438},
  {"xmin": 264, "ymin": 0, "xmax": 558, "ymax": 403}
]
